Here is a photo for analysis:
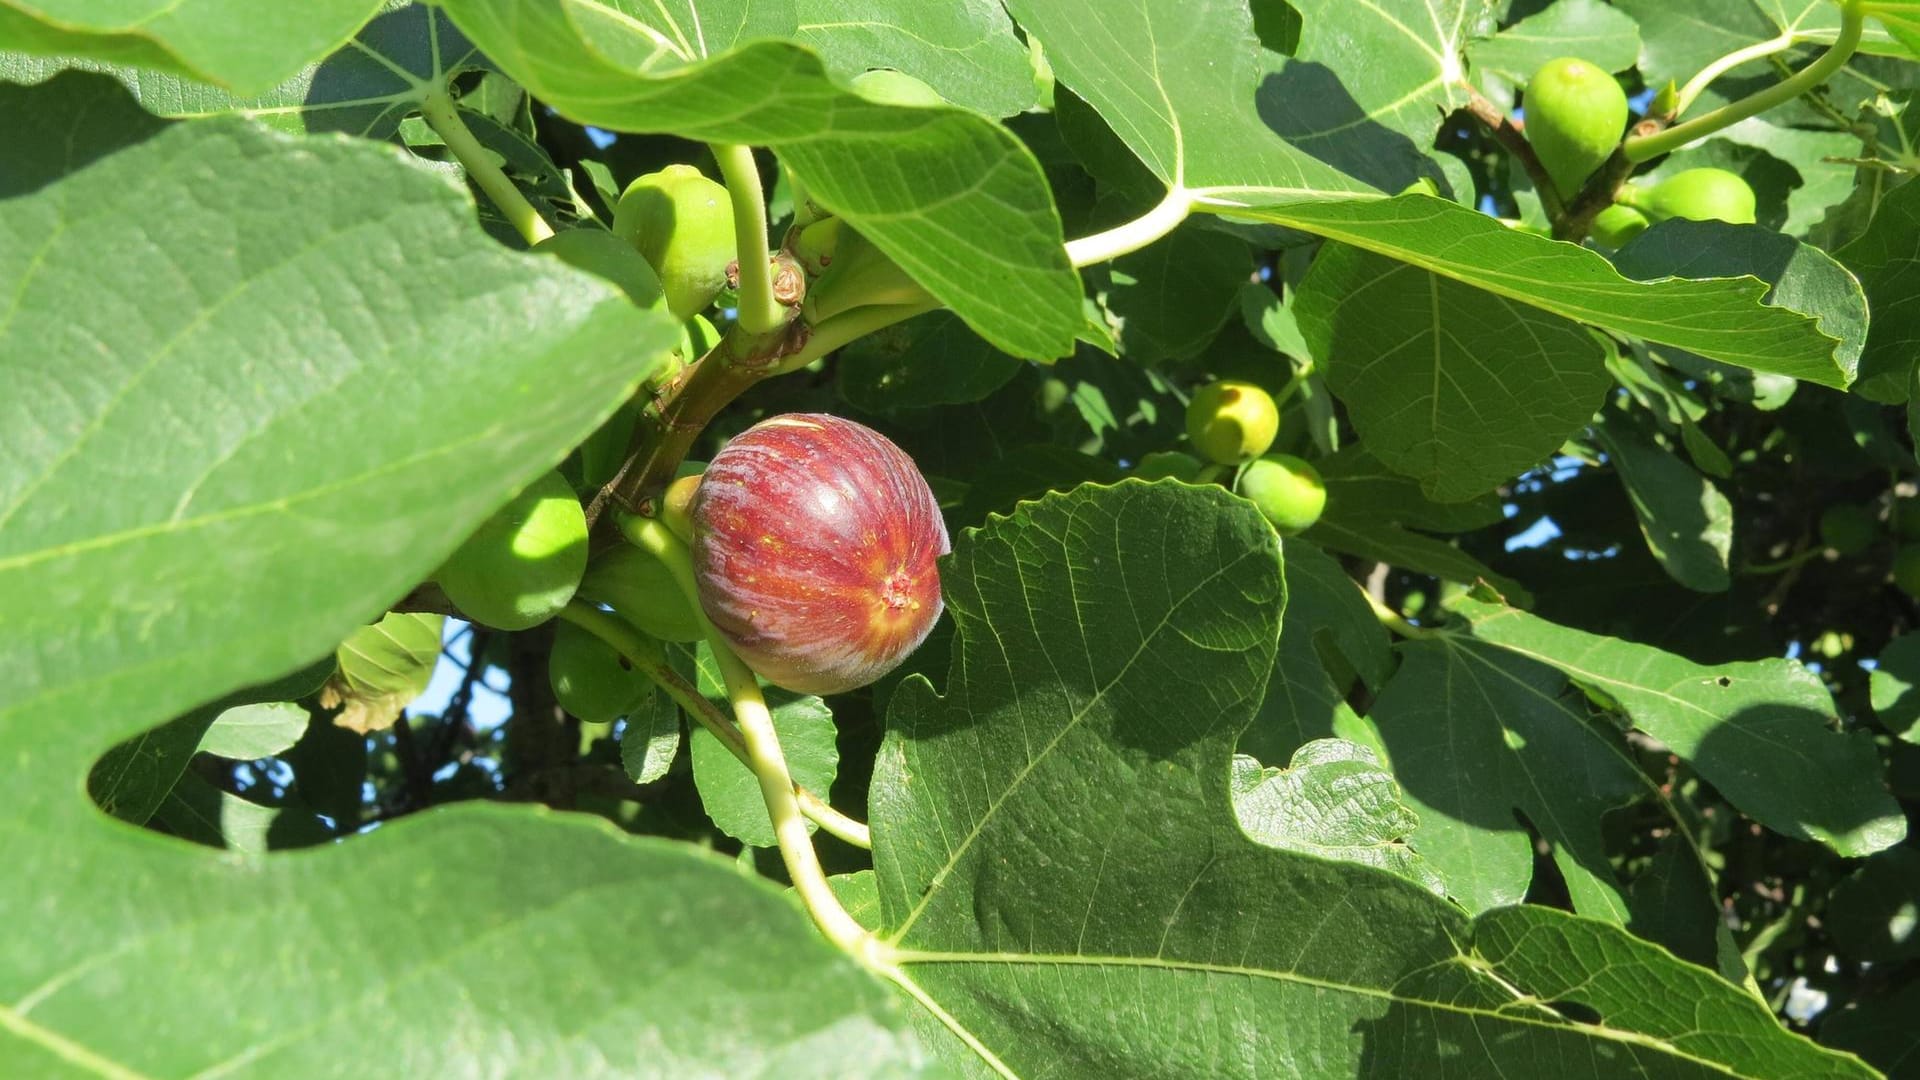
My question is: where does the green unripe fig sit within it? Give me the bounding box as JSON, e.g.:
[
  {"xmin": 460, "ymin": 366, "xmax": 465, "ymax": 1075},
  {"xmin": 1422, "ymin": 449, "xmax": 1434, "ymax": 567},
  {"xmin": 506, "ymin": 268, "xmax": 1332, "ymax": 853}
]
[
  {"xmin": 1588, "ymin": 203, "xmax": 1649, "ymax": 248},
  {"xmin": 675, "ymin": 312, "xmax": 721, "ymax": 364},
  {"xmin": 803, "ymin": 227, "xmax": 930, "ymax": 324},
  {"xmin": 1134, "ymin": 450, "xmax": 1207, "ymax": 483},
  {"xmin": 436, "ymin": 470, "xmax": 588, "ymax": 631},
  {"xmin": 792, "ymin": 216, "xmax": 841, "ymax": 277},
  {"xmin": 1892, "ymin": 498, "xmax": 1920, "ymax": 539},
  {"xmin": 1896, "ymin": 544, "xmax": 1920, "ymax": 598},
  {"xmin": 851, "ymin": 68, "xmax": 946, "ymax": 108},
  {"xmin": 1820, "ymin": 504, "xmax": 1877, "ymax": 556},
  {"xmin": 548, "ymin": 620, "xmax": 653, "ymax": 723},
  {"xmin": 1524, "ymin": 57, "xmax": 1627, "ymax": 200},
  {"xmin": 531, "ymin": 228, "xmax": 664, "ymax": 308},
  {"xmin": 576, "ymin": 545, "xmax": 704, "ymax": 643},
  {"xmin": 612, "ymin": 165, "xmax": 737, "ymax": 321},
  {"xmin": 1186, "ymin": 380, "xmax": 1280, "ymax": 466},
  {"xmin": 1239, "ymin": 454, "xmax": 1327, "ymax": 536},
  {"xmin": 1634, "ymin": 168, "xmax": 1756, "ymax": 225}
]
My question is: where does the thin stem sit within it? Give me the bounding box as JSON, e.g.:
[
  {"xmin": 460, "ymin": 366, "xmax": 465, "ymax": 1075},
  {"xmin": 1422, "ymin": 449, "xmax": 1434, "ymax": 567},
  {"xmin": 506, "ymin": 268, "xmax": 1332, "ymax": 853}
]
[
  {"xmin": 1361, "ymin": 588, "xmax": 1433, "ymax": 640},
  {"xmin": 420, "ymin": 90, "xmax": 554, "ymax": 246},
  {"xmin": 557, "ymin": 600, "xmax": 871, "ymax": 847},
  {"xmin": 711, "ymin": 143, "xmax": 784, "ymax": 334},
  {"xmin": 771, "ymin": 297, "xmax": 941, "ymax": 374},
  {"xmin": 1625, "ymin": 2, "xmax": 1864, "ymax": 162},
  {"xmin": 1674, "ymin": 32, "xmax": 1799, "ymax": 117},
  {"xmin": 873, "ymin": 963, "xmax": 1020, "ymax": 1079},
  {"xmin": 1065, "ymin": 186, "xmax": 1192, "ymax": 267}
]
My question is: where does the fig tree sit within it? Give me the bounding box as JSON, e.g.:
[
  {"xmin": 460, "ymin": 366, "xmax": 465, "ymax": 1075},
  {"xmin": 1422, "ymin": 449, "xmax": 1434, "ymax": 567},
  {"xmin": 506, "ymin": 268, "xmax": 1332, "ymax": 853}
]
[
  {"xmin": 1239, "ymin": 454, "xmax": 1326, "ymax": 536},
  {"xmin": 531, "ymin": 228, "xmax": 665, "ymax": 308},
  {"xmin": 690, "ymin": 414, "xmax": 948, "ymax": 694},
  {"xmin": 612, "ymin": 164, "xmax": 737, "ymax": 320},
  {"xmin": 436, "ymin": 470, "xmax": 588, "ymax": 630},
  {"xmin": 1633, "ymin": 168, "xmax": 1756, "ymax": 225},
  {"xmin": 1820, "ymin": 504, "xmax": 1877, "ymax": 556},
  {"xmin": 1524, "ymin": 57, "xmax": 1627, "ymax": 200},
  {"xmin": 577, "ymin": 545, "xmax": 704, "ymax": 644},
  {"xmin": 548, "ymin": 620, "xmax": 654, "ymax": 723},
  {"xmin": 1186, "ymin": 380, "xmax": 1280, "ymax": 466},
  {"xmin": 1588, "ymin": 203, "xmax": 1648, "ymax": 248}
]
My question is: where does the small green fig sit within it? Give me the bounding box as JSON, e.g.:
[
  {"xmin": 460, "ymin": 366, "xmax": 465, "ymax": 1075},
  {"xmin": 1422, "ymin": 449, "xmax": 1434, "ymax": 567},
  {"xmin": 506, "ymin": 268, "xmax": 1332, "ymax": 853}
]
[
  {"xmin": 1186, "ymin": 380, "xmax": 1280, "ymax": 466},
  {"xmin": 1588, "ymin": 203, "xmax": 1649, "ymax": 248},
  {"xmin": 1524, "ymin": 57, "xmax": 1627, "ymax": 200},
  {"xmin": 577, "ymin": 545, "xmax": 705, "ymax": 644},
  {"xmin": 1896, "ymin": 544, "xmax": 1920, "ymax": 598},
  {"xmin": 1820, "ymin": 504, "xmax": 1877, "ymax": 556},
  {"xmin": 1634, "ymin": 168, "xmax": 1756, "ymax": 225},
  {"xmin": 791, "ymin": 216, "xmax": 842, "ymax": 277},
  {"xmin": 675, "ymin": 312, "xmax": 721, "ymax": 364},
  {"xmin": 612, "ymin": 164, "xmax": 737, "ymax": 320},
  {"xmin": 803, "ymin": 227, "xmax": 930, "ymax": 324},
  {"xmin": 851, "ymin": 68, "xmax": 946, "ymax": 108},
  {"xmin": 531, "ymin": 228, "xmax": 665, "ymax": 308},
  {"xmin": 662, "ymin": 470, "xmax": 702, "ymax": 544},
  {"xmin": 1134, "ymin": 450, "xmax": 1207, "ymax": 483},
  {"xmin": 436, "ymin": 470, "xmax": 588, "ymax": 630},
  {"xmin": 1239, "ymin": 454, "xmax": 1327, "ymax": 536},
  {"xmin": 548, "ymin": 620, "xmax": 653, "ymax": 723}
]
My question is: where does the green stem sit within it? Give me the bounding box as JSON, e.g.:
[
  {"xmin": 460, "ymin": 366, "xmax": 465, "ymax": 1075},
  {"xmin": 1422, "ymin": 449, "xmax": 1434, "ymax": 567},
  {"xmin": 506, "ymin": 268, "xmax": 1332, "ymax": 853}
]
[
  {"xmin": 1065, "ymin": 186, "xmax": 1192, "ymax": 267},
  {"xmin": 1625, "ymin": 2, "xmax": 1865, "ymax": 162},
  {"xmin": 1361, "ymin": 588, "xmax": 1433, "ymax": 640},
  {"xmin": 419, "ymin": 90, "xmax": 554, "ymax": 247},
  {"xmin": 711, "ymin": 143, "xmax": 784, "ymax": 334},
  {"xmin": 771, "ymin": 297, "xmax": 941, "ymax": 374},
  {"xmin": 622, "ymin": 516, "xmax": 883, "ymax": 923},
  {"xmin": 1673, "ymin": 32, "xmax": 1800, "ymax": 117},
  {"xmin": 557, "ymin": 599, "xmax": 872, "ymax": 848}
]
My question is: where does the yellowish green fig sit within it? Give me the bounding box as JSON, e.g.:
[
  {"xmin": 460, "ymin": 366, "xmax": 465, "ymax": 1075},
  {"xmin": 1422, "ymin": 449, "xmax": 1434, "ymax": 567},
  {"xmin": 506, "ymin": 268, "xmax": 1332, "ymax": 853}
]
[
  {"xmin": 1588, "ymin": 203, "xmax": 1649, "ymax": 248},
  {"xmin": 548, "ymin": 620, "xmax": 654, "ymax": 723},
  {"xmin": 576, "ymin": 545, "xmax": 704, "ymax": 644},
  {"xmin": 1632, "ymin": 168, "xmax": 1757, "ymax": 225},
  {"xmin": 1186, "ymin": 380, "xmax": 1280, "ymax": 466},
  {"xmin": 1524, "ymin": 57, "xmax": 1627, "ymax": 200},
  {"xmin": 436, "ymin": 470, "xmax": 588, "ymax": 630},
  {"xmin": 1239, "ymin": 454, "xmax": 1327, "ymax": 536},
  {"xmin": 613, "ymin": 164, "xmax": 737, "ymax": 320}
]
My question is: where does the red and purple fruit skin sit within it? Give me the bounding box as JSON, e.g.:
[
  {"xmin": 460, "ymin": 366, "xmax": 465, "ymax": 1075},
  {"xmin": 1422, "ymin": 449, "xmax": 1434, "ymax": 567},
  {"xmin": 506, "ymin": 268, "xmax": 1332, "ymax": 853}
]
[{"xmin": 691, "ymin": 413, "xmax": 949, "ymax": 694}]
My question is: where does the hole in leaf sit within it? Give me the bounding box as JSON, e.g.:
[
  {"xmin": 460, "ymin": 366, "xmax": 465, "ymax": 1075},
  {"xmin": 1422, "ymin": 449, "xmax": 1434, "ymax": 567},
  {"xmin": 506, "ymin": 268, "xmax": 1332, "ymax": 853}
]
[{"xmin": 1544, "ymin": 999, "xmax": 1603, "ymax": 1026}]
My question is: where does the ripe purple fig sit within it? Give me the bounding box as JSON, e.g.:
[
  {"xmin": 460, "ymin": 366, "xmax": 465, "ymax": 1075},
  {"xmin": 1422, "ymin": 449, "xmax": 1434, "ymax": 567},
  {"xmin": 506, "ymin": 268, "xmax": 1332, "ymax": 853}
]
[{"xmin": 691, "ymin": 414, "xmax": 948, "ymax": 694}]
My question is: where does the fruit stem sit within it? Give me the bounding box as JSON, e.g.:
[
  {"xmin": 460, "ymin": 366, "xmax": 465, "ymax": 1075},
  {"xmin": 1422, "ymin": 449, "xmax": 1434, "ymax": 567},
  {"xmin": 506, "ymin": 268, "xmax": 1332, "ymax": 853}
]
[
  {"xmin": 711, "ymin": 143, "xmax": 787, "ymax": 334},
  {"xmin": 1673, "ymin": 31, "xmax": 1800, "ymax": 118},
  {"xmin": 556, "ymin": 599, "xmax": 872, "ymax": 847},
  {"xmin": 1065, "ymin": 186, "xmax": 1192, "ymax": 267},
  {"xmin": 1360, "ymin": 587, "xmax": 1434, "ymax": 640},
  {"xmin": 771, "ymin": 297, "xmax": 941, "ymax": 374},
  {"xmin": 1625, "ymin": 1, "xmax": 1864, "ymax": 162},
  {"xmin": 419, "ymin": 89, "xmax": 554, "ymax": 247}
]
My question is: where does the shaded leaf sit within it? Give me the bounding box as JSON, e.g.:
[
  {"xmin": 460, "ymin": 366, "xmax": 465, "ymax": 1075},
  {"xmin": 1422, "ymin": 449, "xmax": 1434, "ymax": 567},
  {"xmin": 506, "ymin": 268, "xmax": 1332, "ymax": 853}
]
[
  {"xmin": 198, "ymin": 701, "xmax": 310, "ymax": 761},
  {"xmin": 1870, "ymin": 632, "xmax": 1920, "ymax": 744},
  {"xmin": 689, "ymin": 644, "xmax": 839, "ymax": 847},
  {"xmin": 1590, "ymin": 410, "xmax": 1733, "ymax": 593}
]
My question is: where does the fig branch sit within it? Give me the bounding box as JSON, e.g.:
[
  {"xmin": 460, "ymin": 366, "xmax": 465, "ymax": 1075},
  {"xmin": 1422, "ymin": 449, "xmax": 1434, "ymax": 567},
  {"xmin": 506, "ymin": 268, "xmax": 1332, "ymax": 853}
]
[
  {"xmin": 1625, "ymin": 0, "xmax": 1865, "ymax": 162},
  {"xmin": 555, "ymin": 599, "xmax": 872, "ymax": 847},
  {"xmin": 419, "ymin": 90, "xmax": 555, "ymax": 247},
  {"xmin": 1462, "ymin": 90, "xmax": 1565, "ymax": 220}
]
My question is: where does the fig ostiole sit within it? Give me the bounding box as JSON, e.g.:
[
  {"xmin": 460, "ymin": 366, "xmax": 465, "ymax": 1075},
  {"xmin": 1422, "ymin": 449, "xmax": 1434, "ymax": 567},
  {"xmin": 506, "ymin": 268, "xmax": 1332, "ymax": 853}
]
[
  {"xmin": 1523, "ymin": 57, "xmax": 1627, "ymax": 200},
  {"xmin": 1186, "ymin": 380, "xmax": 1280, "ymax": 466},
  {"xmin": 690, "ymin": 414, "xmax": 948, "ymax": 695},
  {"xmin": 548, "ymin": 619, "xmax": 654, "ymax": 723},
  {"xmin": 1238, "ymin": 454, "xmax": 1327, "ymax": 537},
  {"xmin": 613, "ymin": 164, "xmax": 737, "ymax": 321},
  {"xmin": 435, "ymin": 470, "xmax": 588, "ymax": 630}
]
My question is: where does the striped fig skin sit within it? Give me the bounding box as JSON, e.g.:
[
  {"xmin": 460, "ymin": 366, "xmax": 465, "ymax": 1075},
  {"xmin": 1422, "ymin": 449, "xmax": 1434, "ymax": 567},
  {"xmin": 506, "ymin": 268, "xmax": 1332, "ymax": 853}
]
[{"xmin": 690, "ymin": 414, "xmax": 949, "ymax": 694}]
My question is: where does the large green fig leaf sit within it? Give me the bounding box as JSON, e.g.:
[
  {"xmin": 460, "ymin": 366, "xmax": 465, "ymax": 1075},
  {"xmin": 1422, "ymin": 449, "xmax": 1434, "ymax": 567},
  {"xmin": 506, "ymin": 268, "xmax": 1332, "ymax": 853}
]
[
  {"xmin": 1466, "ymin": 0, "xmax": 1642, "ymax": 82},
  {"xmin": 1003, "ymin": 0, "xmax": 1859, "ymax": 385},
  {"xmin": 434, "ymin": 0, "xmax": 1081, "ymax": 360},
  {"xmin": 0, "ymin": 74, "xmax": 929, "ymax": 1075},
  {"xmin": 867, "ymin": 480, "xmax": 1867, "ymax": 1078},
  {"xmin": 0, "ymin": 0, "xmax": 383, "ymax": 93},
  {"xmin": 1450, "ymin": 593, "xmax": 1907, "ymax": 857}
]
